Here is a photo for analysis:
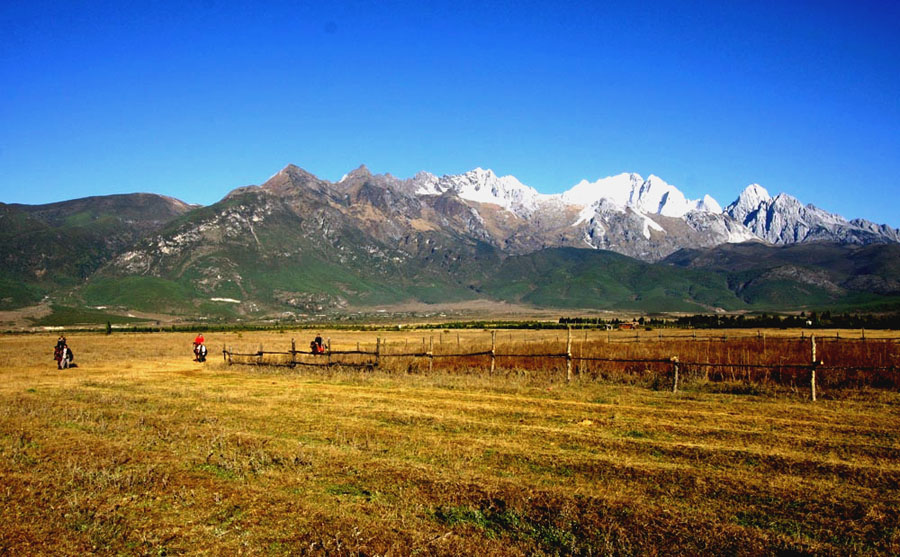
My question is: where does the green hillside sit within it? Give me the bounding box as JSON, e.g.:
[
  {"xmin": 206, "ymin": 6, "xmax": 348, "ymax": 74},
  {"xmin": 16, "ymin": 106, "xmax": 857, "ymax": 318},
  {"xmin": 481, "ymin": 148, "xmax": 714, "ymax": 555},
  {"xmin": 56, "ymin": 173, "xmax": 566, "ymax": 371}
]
[
  {"xmin": 0, "ymin": 196, "xmax": 191, "ymax": 309},
  {"xmin": 479, "ymin": 248, "xmax": 745, "ymax": 312},
  {"xmin": 664, "ymin": 243, "xmax": 900, "ymax": 311}
]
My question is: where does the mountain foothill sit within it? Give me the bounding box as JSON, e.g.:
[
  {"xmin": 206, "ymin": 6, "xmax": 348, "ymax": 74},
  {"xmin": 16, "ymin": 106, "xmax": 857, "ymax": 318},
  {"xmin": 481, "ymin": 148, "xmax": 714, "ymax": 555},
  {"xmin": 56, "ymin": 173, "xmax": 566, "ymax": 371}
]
[{"xmin": 2, "ymin": 164, "xmax": 899, "ymax": 323}]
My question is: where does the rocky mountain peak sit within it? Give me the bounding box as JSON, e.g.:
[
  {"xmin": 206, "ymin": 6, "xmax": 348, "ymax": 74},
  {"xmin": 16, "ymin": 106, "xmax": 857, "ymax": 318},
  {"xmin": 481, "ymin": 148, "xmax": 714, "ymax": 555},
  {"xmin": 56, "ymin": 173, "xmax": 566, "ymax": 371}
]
[
  {"xmin": 341, "ymin": 164, "xmax": 372, "ymax": 181},
  {"xmin": 276, "ymin": 164, "xmax": 319, "ymax": 182},
  {"xmin": 228, "ymin": 164, "xmax": 330, "ymax": 199},
  {"xmin": 727, "ymin": 183, "xmax": 771, "ymax": 212},
  {"xmin": 721, "ymin": 184, "xmax": 900, "ymax": 245},
  {"xmin": 220, "ymin": 162, "xmax": 898, "ymax": 262}
]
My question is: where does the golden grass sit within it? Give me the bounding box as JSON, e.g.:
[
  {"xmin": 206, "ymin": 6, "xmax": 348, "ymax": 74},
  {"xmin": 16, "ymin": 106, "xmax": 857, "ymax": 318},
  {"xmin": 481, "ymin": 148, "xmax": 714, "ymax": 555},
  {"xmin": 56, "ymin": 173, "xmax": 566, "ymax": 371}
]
[{"xmin": 1, "ymin": 330, "xmax": 899, "ymax": 555}]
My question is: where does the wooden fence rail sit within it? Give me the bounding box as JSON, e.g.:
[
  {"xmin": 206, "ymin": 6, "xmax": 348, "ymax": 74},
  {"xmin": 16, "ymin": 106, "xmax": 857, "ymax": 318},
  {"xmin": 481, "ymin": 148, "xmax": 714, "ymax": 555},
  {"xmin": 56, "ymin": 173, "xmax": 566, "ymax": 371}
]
[{"xmin": 222, "ymin": 332, "xmax": 899, "ymax": 400}]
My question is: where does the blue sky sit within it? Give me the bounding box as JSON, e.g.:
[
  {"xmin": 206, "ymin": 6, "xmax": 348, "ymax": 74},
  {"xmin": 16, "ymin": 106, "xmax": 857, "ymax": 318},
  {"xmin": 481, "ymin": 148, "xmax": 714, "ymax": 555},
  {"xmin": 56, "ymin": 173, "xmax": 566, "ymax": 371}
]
[{"xmin": 2, "ymin": 0, "xmax": 899, "ymax": 226}]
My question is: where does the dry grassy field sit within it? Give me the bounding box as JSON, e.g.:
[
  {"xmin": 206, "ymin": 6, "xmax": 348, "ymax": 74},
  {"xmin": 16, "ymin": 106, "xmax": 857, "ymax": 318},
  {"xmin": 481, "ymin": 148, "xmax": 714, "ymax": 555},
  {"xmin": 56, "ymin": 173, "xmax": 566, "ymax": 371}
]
[{"xmin": 2, "ymin": 330, "xmax": 899, "ymax": 555}]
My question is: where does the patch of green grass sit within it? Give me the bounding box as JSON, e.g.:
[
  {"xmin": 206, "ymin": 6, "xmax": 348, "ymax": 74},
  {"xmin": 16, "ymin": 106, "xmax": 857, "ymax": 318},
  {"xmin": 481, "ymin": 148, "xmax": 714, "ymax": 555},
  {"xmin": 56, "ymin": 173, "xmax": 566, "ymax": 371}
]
[
  {"xmin": 433, "ymin": 504, "xmax": 577, "ymax": 552},
  {"xmin": 733, "ymin": 509, "xmax": 810, "ymax": 538},
  {"xmin": 195, "ymin": 463, "xmax": 240, "ymax": 481},
  {"xmin": 325, "ymin": 483, "xmax": 374, "ymax": 500},
  {"xmin": 693, "ymin": 381, "xmax": 773, "ymax": 396}
]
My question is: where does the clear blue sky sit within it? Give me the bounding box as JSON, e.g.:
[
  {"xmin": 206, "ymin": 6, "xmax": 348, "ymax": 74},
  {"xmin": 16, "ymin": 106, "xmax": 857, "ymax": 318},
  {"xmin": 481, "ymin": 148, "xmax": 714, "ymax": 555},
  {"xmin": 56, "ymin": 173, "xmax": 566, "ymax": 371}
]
[{"xmin": 2, "ymin": 0, "xmax": 899, "ymax": 226}]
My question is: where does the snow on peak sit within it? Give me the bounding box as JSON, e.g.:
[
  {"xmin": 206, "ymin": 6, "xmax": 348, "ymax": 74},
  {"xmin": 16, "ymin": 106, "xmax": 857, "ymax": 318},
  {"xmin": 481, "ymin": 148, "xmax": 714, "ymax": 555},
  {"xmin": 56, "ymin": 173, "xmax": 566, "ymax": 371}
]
[
  {"xmin": 738, "ymin": 183, "xmax": 771, "ymax": 205},
  {"xmin": 697, "ymin": 194, "xmax": 722, "ymax": 213},
  {"xmin": 725, "ymin": 183, "xmax": 774, "ymax": 222},
  {"xmin": 562, "ymin": 173, "xmax": 717, "ymax": 218},
  {"xmin": 562, "ymin": 172, "xmax": 644, "ymax": 208},
  {"xmin": 410, "ymin": 171, "xmax": 440, "ymax": 195},
  {"xmin": 419, "ymin": 167, "xmax": 546, "ymax": 216}
]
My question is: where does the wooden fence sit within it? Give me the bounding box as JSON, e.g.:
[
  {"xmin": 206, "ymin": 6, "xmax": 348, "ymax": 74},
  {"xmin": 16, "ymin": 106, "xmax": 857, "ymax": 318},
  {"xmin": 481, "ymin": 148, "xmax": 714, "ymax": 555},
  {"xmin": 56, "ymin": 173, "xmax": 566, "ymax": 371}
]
[
  {"xmin": 596, "ymin": 329, "xmax": 900, "ymax": 343},
  {"xmin": 222, "ymin": 331, "xmax": 900, "ymax": 400}
]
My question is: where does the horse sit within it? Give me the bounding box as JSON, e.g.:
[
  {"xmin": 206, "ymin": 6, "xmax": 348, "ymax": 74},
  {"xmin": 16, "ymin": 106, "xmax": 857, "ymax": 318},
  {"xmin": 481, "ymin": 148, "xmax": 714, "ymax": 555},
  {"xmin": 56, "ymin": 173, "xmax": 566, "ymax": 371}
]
[
  {"xmin": 54, "ymin": 346, "xmax": 74, "ymax": 369},
  {"xmin": 194, "ymin": 343, "xmax": 208, "ymax": 362}
]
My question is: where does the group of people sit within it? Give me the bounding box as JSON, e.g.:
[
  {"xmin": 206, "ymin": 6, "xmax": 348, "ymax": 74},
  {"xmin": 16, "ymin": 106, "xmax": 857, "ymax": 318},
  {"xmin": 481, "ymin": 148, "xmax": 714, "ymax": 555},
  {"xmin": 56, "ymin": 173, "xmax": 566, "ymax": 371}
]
[
  {"xmin": 52, "ymin": 332, "xmax": 329, "ymax": 369},
  {"xmin": 53, "ymin": 336, "xmax": 74, "ymax": 369}
]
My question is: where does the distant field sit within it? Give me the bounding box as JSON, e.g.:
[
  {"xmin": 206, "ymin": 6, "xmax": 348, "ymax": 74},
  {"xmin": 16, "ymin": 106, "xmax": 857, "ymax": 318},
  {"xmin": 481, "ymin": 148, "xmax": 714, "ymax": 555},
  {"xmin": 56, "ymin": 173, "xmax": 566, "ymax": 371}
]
[{"xmin": 1, "ymin": 331, "xmax": 899, "ymax": 554}]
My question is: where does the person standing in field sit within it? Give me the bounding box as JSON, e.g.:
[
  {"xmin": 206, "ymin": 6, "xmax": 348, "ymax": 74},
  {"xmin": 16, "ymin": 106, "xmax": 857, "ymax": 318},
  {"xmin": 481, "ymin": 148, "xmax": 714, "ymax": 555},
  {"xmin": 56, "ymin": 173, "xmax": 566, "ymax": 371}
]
[{"xmin": 192, "ymin": 332, "xmax": 205, "ymax": 361}]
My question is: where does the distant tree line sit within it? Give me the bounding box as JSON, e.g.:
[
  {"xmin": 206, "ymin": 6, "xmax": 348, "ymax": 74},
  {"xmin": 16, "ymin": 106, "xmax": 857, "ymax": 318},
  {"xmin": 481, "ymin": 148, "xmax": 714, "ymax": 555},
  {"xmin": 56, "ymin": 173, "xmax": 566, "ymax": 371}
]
[
  {"xmin": 10, "ymin": 311, "xmax": 899, "ymax": 337},
  {"xmin": 559, "ymin": 312, "xmax": 900, "ymax": 330}
]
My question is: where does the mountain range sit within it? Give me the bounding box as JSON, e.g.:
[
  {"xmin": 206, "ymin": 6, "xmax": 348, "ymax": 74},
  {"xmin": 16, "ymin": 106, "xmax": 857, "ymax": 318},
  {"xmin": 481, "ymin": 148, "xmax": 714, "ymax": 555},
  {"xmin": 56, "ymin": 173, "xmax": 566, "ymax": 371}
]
[{"xmin": 2, "ymin": 164, "xmax": 899, "ymax": 324}]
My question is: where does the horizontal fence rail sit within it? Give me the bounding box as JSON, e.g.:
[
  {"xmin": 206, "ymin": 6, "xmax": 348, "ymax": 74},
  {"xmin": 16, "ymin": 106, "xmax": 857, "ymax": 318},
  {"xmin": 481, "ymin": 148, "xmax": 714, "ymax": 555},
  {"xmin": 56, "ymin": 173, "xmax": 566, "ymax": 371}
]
[{"xmin": 222, "ymin": 331, "xmax": 900, "ymax": 400}]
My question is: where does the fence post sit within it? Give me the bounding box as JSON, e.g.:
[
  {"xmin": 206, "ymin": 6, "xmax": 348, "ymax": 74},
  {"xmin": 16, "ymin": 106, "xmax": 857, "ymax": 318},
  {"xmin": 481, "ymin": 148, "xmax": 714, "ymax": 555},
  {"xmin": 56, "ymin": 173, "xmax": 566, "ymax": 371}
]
[
  {"xmin": 427, "ymin": 336, "xmax": 434, "ymax": 374},
  {"xmin": 290, "ymin": 338, "xmax": 296, "ymax": 368},
  {"xmin": 810, "ymin": 334, "xmax": 817, "ymax": 402},
  {"xmin": 327, "ymin": 338, "xmax": 332, "ymax": 366},
  {"xmin": 258, "ymin": 344, "xmax": 263, "ymax": 366},
  {"xmin": 223, "ymin": 344, "xmax": 228, "ymax": 364},
  {"xmin": 490, "ymin": 330, "xmax": 496, "ymax": 376},
  {"xmin": 376, "ymin": 337, "xmax": 381, "ymax": 368},
  {"xmin": 671, "ymin": 356, "xmax": 679, "ymax": 393},
  {"xmin": 566, "ymin": 327, "xmax": 573, "ymax": 383}
]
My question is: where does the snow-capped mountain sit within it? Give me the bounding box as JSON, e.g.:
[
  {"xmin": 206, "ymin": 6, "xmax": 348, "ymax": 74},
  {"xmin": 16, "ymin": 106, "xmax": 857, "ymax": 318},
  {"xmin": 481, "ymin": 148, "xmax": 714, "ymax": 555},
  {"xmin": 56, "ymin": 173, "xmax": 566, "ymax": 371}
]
[
  {"xmin": 725, "ymin": 185, "xmax": 900, "ymax": 245},
  {"xmin": 411, "ymin": 167, "xmax": 551, "ymax": 218},
  {"xmin": 402, "ymin": 169, "xmax": 760, "ymax": 259},
  {"xmin": 562, "ymin": 173, "xmax": 721, "ymax": 217},
  {"xmin": 413, "ymin": 169, "xmax": 723, "ymax": 221},
  {"xmin": 96, "ymin": 163, "xmax": 900, "ymax": 277},
  {"xmin": 399, "ymin": 166, "xmax": 899, "ymax": 260}
]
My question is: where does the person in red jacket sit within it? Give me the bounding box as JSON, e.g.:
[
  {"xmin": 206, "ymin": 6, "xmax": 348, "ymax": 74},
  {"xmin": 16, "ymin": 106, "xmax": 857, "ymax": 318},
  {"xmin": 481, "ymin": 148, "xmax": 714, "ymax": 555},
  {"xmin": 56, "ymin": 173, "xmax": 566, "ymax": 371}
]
[
  {"xmin": 310, "ymin": 335, "xmax": 325, "ymax": 354},
  {"xmin": 192, "ymin": 333, "xmax": 205, "ymax": 361}
]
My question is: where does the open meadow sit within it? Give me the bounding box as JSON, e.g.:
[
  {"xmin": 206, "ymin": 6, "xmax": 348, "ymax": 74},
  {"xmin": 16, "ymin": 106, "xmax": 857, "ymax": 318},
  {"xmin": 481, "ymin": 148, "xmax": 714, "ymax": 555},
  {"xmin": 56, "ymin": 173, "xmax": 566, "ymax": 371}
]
[{"xmin": 1, "ymin": 330, "xmax": 899, "ymax": 555}]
